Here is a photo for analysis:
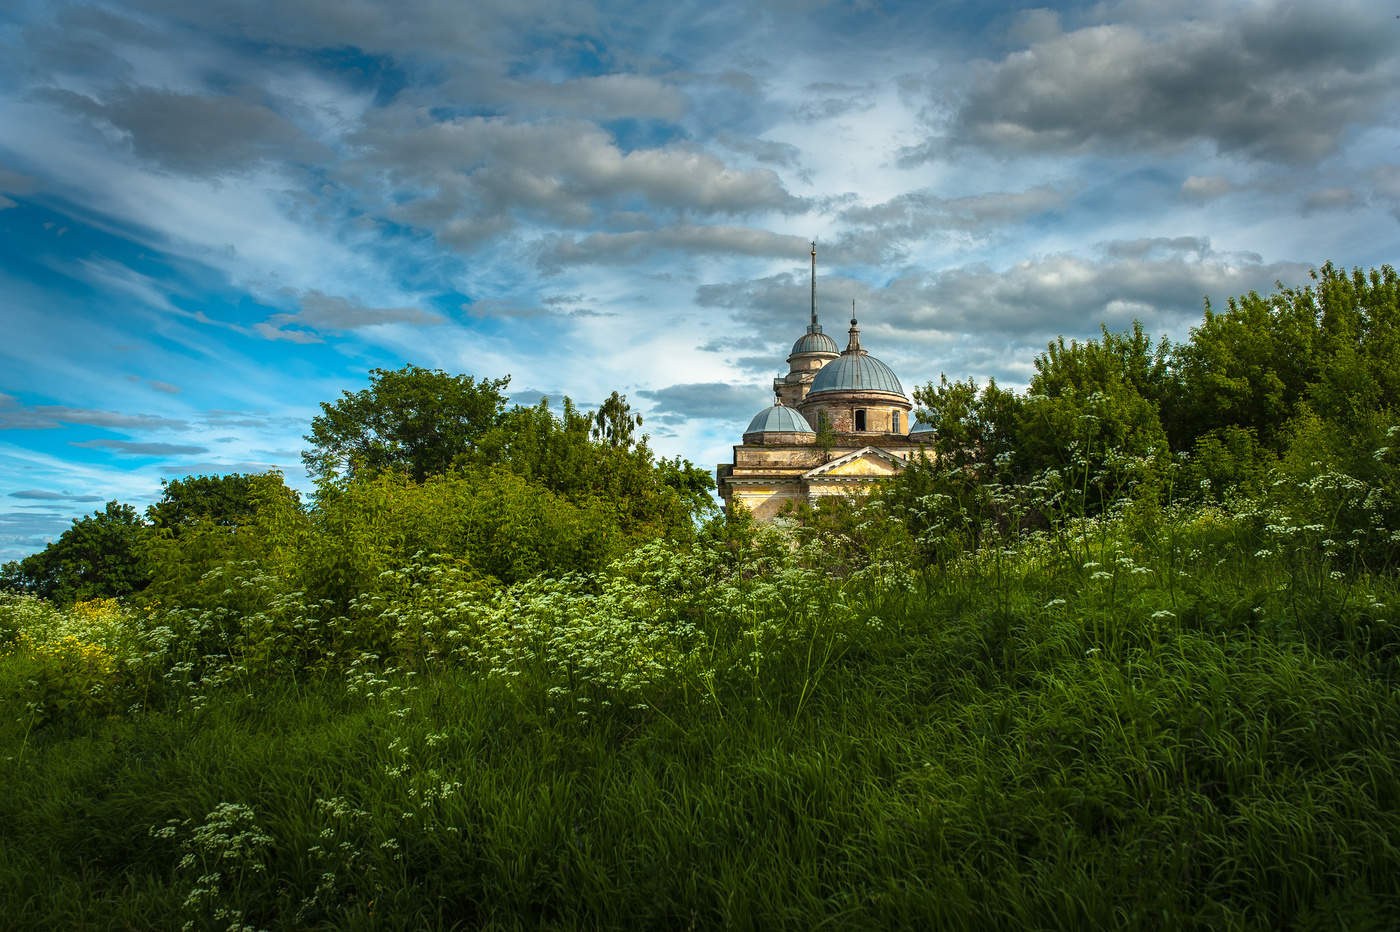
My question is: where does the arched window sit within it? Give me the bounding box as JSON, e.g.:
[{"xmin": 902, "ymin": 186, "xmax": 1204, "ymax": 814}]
[
  {"xmin": 854, "ymin": 409, "xmax": 866, "ymax": 431},
  {"xmin": 892, "ymin": 411, "xmax": 901, "ymax": 433}
]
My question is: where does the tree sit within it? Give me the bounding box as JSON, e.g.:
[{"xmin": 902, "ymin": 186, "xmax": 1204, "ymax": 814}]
[
  {"xmin": 590, "ymin": 391, "xmax": 643, "ymax": 449},
  {"xmin": 911, "ymin": 375, "xmax": 1020, "ymax": 472},
  {"xmin": 303, "ymin": 366, "xmax": 511, "ymax": 484},
  {"xmin": 814, "ymin": 411, "xmax": 836, "ymax": 462},
  {"xmin": 8, "ymin": 501, "xmax": 150, "ymax": 604},
  {"xmin": 655, "ymin": 455, "xmax": 718, "ymax": 521},
  {"xmin": 141, "ymin": 472, "xmax": 306, "ymax": 607},
  {"xmin": 147, "ymin": 473, "xmax": 289, "ymax": 535}
]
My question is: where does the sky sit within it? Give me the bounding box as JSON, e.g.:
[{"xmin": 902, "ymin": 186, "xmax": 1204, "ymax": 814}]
[{"xmin": 1, "ymin": 0, "xmax": 1397, "ymax": 561}]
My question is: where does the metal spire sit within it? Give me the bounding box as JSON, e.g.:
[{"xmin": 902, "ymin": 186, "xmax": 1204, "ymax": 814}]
[{"xmin": 809, "ymin": 240, "xmax": 818, "ymax": 332}]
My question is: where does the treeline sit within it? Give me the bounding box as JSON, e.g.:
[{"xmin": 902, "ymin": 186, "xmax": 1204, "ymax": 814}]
[
  {"xmin": 876, "ymin": 262, "xmax": 1399, "ymax": 570},
  {"xmin": 1, "ymin": 369, "xmax": 715, "ymax": 607}
]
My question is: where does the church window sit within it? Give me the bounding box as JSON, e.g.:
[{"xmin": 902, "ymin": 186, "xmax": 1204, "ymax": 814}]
[
  {"xmin": 892, "ymin": 411, "xmax": 901, "ymax": 433},
  {"xmin": 855, "ymin": 409, "xmax": 866, "ymax": 431}
]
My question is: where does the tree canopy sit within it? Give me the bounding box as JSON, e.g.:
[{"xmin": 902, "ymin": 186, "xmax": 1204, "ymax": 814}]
[{"xmin": 303, "ymin": 366, "xmax": 511, "ymax": 484}]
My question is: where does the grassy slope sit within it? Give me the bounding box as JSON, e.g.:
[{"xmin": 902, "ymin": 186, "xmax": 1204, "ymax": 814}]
[{"xmin": 2, "ymin": 516, "xmax": 1399, "ymax": 930}]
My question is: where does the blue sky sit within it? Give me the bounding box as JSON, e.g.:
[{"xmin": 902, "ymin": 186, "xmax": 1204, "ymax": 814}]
[{"xmin": 1, "ymin": 0, "xmax": 1397, "ymax": 560}]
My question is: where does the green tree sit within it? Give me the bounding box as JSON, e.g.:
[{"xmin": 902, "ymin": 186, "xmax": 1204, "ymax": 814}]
[
  {"xmin": 141, "ymin": 472, "xmax": 306, "ymax": 608},
  {"xmin": 146, "ymin": 473, "xmax": 298, "ymax": 535},
  {"xmin": 911, "ymin": 375, "xmax": 1020, "ymax": 471},
  {"xmin": 303, "ymin": 366, "xmax": 510, "ymax": 484},
  {"xmin": 814, "ymin": 411, "xmax": 836, "ymax": 462},
  {"xmin": 655, "ymin": 455, "xmax": 717, "ymax": 521},
  {"xmin": 8, "ymin": 501, "xmax": 150, "ymax": 604},
  {"xmin": 590, "ymin": 391, "xmax": 643, "ymax": 449}
]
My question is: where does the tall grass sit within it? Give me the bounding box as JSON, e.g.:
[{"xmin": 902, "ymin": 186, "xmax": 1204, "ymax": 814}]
[{"xmin": 2, "ymin": 486, "xmax": 1398, "ymax": 928}]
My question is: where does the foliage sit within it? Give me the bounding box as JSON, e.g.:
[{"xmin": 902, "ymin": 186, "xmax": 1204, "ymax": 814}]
[
  {"xmin": 5, "ymin": 501, "xmax": 151, "ymax": 604},
  {"xmin": 911, "ymin": 374, "xmax": 1019, "ymax": 471},
  {"xmin": 2, "ymin": 480, "xmax": 1398, "ymax": 928},
  {"xmin": 147, "ymin": 472, "xmax": 298, "ymax": 535},
  {"xmin": 141, "ymin": 472, "xmax": 308, "ymax": 609},
  {"xmin": 589, "ymin": 389, "xmax": 643, "ymax": 449},
  {"xmin": 303, "ymin": 365, "xmax": 511, "ymax": 483},
  {"xmin": 1171, "ymin": 262, "xmax": 1398, "ymax": 451}
]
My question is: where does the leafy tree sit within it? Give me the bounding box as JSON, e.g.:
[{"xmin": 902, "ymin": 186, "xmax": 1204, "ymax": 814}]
[
  {"xmin": 303, "ymin": 365, "xmax": 510, "ymax": 484},
  {"xmin": 146, "ymin": 473, "xmax": 299, "ymax": 535},
  {"xmin": 591, "ymin": 391, "xmax": 643, "ymax": 449},
  {"xmin": 141, "ymin": 472, "xmax": 306, "ymax": 607},
  {"xmin": 8, "ymin": 501, "xmax": 150, "ymax": 604},
  {"xmin": 814, "ymin": 411, "xmax": 836, "ymax": 461},
  {"xmin": 655, "ymin": 455, "xmax": 717, "ymax": 520},
  {"xmin": 911, "ymin": 375, "xmax": 1020, "ymax": 471}
]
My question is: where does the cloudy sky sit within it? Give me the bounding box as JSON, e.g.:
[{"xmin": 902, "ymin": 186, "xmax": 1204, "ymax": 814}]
[{"xmin": 1, "ymin": 0, "xmax": 1397, "ymax": 560}]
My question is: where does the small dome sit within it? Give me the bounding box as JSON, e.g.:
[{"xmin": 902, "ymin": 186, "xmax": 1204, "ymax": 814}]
[
  {"xmin": 808, "ymin": 353, "xmax": 905, "ymax": 396},
  {"xmin": 909, "ymin": 420, "xmax": 935, "ymax": 436},
  {"xmin": 790, "ymin": 329, "xmax": 839, "ymax": 357},
  {"xmin": 745, "ymin": 404, "xmax": 815, "ymax": 435}
]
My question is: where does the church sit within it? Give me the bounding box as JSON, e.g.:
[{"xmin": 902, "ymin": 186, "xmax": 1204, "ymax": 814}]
[{"xmin": 716, "ymin": 245, "xmax": 931, "ymax": 519}]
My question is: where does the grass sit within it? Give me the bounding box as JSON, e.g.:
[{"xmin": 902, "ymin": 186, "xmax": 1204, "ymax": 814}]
[{"xmin": 2, "ymin": 505, "xmax": 1398, "ymax": 929}]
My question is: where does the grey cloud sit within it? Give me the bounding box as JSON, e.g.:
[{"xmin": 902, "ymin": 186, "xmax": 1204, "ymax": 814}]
[
  {"xmin": 256, "ymin": 291, "xmax": 441, "ymax": 341},
  {"xmin": 0, "ymin": 511, "xmax": 70, "ymax": 561},
  {"xmin": 0, "ymin": 394, "xmax": 187, "ymax": 431},
  {"xmin": 537, "ymin": 226, "xmax": 811, "ymax": 270},
  {"xmin": 351, "ymin": 113, "xmax": 806, "ymax": 247},
  {"xmin": 9, "ymin": 490, "xmax": 105, "ymax": 502},
  {"xmin": 41, "ymin": 85, "xmax": 319, "ymax": 175},
  {"xmin": 698, "ymin": 335, "xmax": 775, "ymax": 354},
  {"xmin": 125, "ymin": 0, "xmax": 598, "ymax": 65},
  {"xmin": 71, "ymin": 439, "xmax": 209, "ymax": 456},
  {"xmin": 734, "ymin": 355, "xmax": 783, "ymax": 374},
  {"xmin": 1101, "ymin": 237, "xmax": 1211, "ymax": 260},
  {"xmin": 637, "ymin": 381, "xmax": 771, "ymax": 423},
  {"xmin": 945, "ymin": 3, "xmax": 1400, "ymax": 164},
  {"xmin": 1006, "ymin": 7, "xmax": 1061, "ymax": 46},
  {"xmin": 1181, "ymin": 175, "xmax": 1234, "ymax": 201},
  {"xmin": 459, "ymin": 73, "xmax": 687, "ymax": 120},
  {"xmin": 0, "ymin": 168, "xmax": 36, "ymax": 209},
  {"xmin": 0, "ymin": 168, "xmax": 38, "ymax": 195},
  {"xmin": 1369, "ymin": 164, "xmax": 1400, "ymax": 220},
  {"xmin": 841, "ymin": 185, "xmax": 1069, "ymax": 239},
  {"xmin": 127, "ymin": 375, "xmax": 183, "ymax": 394},
  {"xmin": 1302, "ymin": 187, "xmax": 1362, "ymax": 214},
  {"xmin": 794, "ymin": 87, "xmax": 873, "ymax": 123},
  {"xmin": 1372, "ymin": 165, "xmax": 1400, "ymax": 199},
  {"xmin": 200, "ymin": 410, "xmax": 306, "ymax": 430},
  {"xmin": 464, "ymin": 298, "xmax": 609, "ymax": 319},
  {"xmin": 254, "ymin": 322, "xmax": 324, "ymax": 344},
  {"xmin": 299, "ymin": 291, "xmax": 441, "ymax": 328},
  {"xmin": 716, "ymin": 133, "xmax": 802, "ymax": 168}
]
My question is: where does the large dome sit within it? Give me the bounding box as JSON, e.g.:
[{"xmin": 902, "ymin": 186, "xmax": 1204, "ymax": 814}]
[
  {"xmin": 790, "ymin": 329, "xmax": 839, "ymax": 357},
  {"xmin": 807, "ymin": 353, "xmax": 905, "ymax": 396},
  {"xmin": 745, "ymin": 404, "xmax": 815, "ymax": 434}
]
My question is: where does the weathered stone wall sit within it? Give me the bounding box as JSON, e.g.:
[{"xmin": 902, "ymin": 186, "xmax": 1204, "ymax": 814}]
[
  {"xmin": 799, "ymin": 389, "xmax": 912, "ymax": 435},
  {"xmin": 730, "ymin": 486, "xmax": 806, "ymax": 520}
]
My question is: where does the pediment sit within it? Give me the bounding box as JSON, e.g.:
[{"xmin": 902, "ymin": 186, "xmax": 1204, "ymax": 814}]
[{"xmin": 803, "ymin": 445, "xmax": 907, "ymax": 479}]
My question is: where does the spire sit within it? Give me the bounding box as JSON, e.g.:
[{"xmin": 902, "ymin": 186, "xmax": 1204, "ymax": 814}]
[
  {"xmin": 846, "ymin": 300, "xmax": 862, "ymax": 354},
  {"xmin": 808, "ymin": 240, "xmax": 820, "ymax": 333}
]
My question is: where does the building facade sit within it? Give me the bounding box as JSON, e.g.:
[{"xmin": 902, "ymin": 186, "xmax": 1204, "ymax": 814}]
[{"xmin": 716, "ymin": 245, "xmax": 932, "ymax": 519}]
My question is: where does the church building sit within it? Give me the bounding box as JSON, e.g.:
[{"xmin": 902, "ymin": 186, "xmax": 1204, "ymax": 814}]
[{"xmin": 716, "ymin": 245, "xmax": 932, "ymax": 519}]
